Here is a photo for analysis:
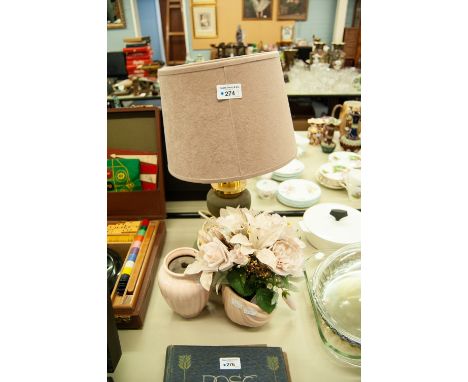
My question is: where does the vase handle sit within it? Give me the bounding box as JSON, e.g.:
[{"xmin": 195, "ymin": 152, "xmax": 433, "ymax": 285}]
[{"xmin": 331, "ymin": 104, "xmax": 342, "ymax": 119}]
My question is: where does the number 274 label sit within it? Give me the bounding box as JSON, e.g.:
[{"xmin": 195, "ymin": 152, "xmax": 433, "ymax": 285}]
[{"xmin": 216, "ymin": 84, "xmax": 242, "ymax": 100}]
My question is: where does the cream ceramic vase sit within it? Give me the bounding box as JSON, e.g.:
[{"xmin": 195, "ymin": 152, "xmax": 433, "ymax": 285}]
[
  {"xmin": 222, "ymin": 286, "xmax": 274, "ymax": 328},
  {"xmin": 157, "ymin": 247, "xmax": 209, "ymax": 318}
]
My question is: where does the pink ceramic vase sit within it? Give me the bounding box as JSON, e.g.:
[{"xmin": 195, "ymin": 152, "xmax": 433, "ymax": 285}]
[
  {"xmin": 222, "ymin": 286, "xmax": 274, "ymax": 328},
  {"xmin": 157, "ymin": 247, "xmax": 209, "ymax": 318}
]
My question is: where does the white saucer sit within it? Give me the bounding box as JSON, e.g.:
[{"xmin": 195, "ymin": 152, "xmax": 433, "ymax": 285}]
[
  {"xmin": 315, "ymin": 171, "xmax": 344, "ymax": 190},
  {"xmin": 273, "ymin": 159, "xmax": 305, "ymax": 177},
  {"xmin": 328, "ymin": 152, "xmax": 361, "ymax": 168},
  {"xmin": 318, "ymin": 162, "xmax": 351, "ymax": 186}
]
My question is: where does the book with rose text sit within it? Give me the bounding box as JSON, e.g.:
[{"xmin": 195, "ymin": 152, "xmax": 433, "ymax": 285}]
[{"xmin": 163, "ymin": 345, "xmax": 290, "ymax": 382}]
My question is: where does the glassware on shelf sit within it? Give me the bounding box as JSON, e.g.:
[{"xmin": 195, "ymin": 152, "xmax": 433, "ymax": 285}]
[
  {"xmin": 311, "ymin": 42, "xmax": 327, "ymax": 65},
  {"xmin": 285, "ymin": 64, "xmax": 361, "ymax": 95},
  {"xmin": 283, "ymin": 48, "xmax": 298, "ymax": 72}
]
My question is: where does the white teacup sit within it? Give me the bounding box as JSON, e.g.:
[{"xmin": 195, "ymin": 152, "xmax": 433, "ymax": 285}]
[
  {"xmin": 340, "ymin": 169, "xmax": 361, "ymax": 202},
  {"xmin": 255, "ymin": 179, "xmax": 278, "ymax": 199}
]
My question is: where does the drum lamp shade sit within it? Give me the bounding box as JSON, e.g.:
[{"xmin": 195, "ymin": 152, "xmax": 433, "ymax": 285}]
[{"xmin": 158, "ymin": 52, "xmax": 297, "ymax": 184}]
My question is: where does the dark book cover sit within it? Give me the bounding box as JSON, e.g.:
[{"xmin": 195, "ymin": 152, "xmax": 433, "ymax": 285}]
[
  {"xmin": 125, "ymin": 42, "xmax": 150, "ymax": 48},
  {"xmin": 163, "ymin": 345, "xmax": 290, "ymax": 382},
  {"xmin": 124, "ymin": 36, "xmax": 151, "ymax": 43}
]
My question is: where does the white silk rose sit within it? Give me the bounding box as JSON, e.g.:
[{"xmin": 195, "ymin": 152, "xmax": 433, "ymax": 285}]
[
  {"xmin": 228, "ymin": 244, "xmax": 251, "ymax": 266},
  {"xmin": 256, "ymin": 238, "xmax": 305, "ymax": 277},
  {"xmin": 271, "ymin": 238, "xmax": 305, "ymax": 277},
  {"xmin": 185, "ymin": 237, "xmax": 233, "ymax": 290}
]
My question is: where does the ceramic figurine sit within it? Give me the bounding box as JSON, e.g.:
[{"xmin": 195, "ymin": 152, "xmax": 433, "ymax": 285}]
[
  {"xmin": 211, "ymin": 42, "xmax": 225, "ymax": 58},
  {"xmin": 307, "ymin": 118, "xmax": 325, "ymax": 145},
  {"xmin": 322, "ymin": 44, "xmax": 330, "ymax": 64},
  {"xmin": 283, "ymin": 49, "xmax": 298, "ymax": 72},
  {"xmin": 131, "ymin": 76, "xmax": 141, "ymax": 96},
  {"xmin": 311, "ymin": 42, "xmax": 330, "ymax": 65},
  {"xmin": 236, "ymin": 25, "xmax": 242, "ymax": 44},
  {"xmin": 307, "ymin": 125, "xmax": 321, "ymax": 145},
  {"xmin": 340, "ymin": 111, "xmax": 361, "ymax": 152},
  {"xmin": 320, "ymin": 124, "xmax": 336, "ymax": 153}
]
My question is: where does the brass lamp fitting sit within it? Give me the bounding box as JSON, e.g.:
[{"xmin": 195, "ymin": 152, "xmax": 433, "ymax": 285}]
[{"xmin": 211, "ymin": 181, "xmax": 247, "ymax": 199}]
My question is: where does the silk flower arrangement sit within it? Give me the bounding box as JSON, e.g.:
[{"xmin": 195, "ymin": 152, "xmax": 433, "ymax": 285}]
[{"xmin": 185, "ymin": 207, "xmax": 305, "ymax": 314}]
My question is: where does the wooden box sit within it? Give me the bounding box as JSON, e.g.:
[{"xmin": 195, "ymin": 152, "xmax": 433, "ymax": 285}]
[{"xmin": 107, "ymin": 107, "xmax": 167, "ymax": 329}]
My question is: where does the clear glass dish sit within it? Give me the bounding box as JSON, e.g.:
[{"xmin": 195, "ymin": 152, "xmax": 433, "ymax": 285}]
[{"xmin": 304, "ymin": 243, "xmax": 361, "ymax": 367}]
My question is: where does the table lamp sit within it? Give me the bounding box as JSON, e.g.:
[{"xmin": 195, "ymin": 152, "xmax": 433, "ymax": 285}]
[{"xmin": 158, "ymin": 52, "xmax": 297, "ymax": 216}]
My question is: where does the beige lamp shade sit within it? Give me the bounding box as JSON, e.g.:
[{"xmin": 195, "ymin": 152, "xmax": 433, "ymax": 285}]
[{"xmin": 158, "ymin": 52, "xmax": 297, "ymax": 183}]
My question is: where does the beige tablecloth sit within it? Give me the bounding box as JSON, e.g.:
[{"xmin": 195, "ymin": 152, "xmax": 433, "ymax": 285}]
[{"xmin": 112, "ymin": 218, "xmax": 361, "ymax": 382}]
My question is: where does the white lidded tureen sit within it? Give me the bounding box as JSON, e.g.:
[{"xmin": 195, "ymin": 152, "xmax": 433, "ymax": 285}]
[{"xmin": 299, "ymin": 203, "xmax": 360, "ymax": 251}]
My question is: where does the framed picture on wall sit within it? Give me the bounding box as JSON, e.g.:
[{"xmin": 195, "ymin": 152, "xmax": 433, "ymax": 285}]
[
  {"xmin": 192, "ymin": 5, "xmax": 218, "ymax": 38},
  {"xmin": 192, "ymin": 0, "xmax": 216, "ymax": 4},
  {"xmin": 242, "ymin": 0, "xmax": 273, "ymax": 20},
  {"xmin": 281, "ymin": 25, "xmax": 294, "ymax": 42},
  {"xmin": 277, "ymin": 0, "xmax": 308, "ymax": 21},
  {"xmin": 107, "ymin": 0, "xmax": 126, "ymax": 29}
]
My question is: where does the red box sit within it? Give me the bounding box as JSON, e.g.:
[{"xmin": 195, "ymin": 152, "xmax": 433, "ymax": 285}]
[
  {"xmin": 123, "ymin": 46, "xmax": 152, "ymax": 54},
  {"xmin": 126, "ymin": 59, "xmax": 152, "ymax": 66}
]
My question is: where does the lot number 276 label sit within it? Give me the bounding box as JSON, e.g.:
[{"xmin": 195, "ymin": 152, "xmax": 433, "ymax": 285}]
[{"xmin": 219, "ymin": 357, "xmax": 241, "ymax": 369}]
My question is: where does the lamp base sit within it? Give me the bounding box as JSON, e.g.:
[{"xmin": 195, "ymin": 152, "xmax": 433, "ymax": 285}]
[{"xmin": 206, "ymin": 189, "xmax": 251, "ymax": 217}]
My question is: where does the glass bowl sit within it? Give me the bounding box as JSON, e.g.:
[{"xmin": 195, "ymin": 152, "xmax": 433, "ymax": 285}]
[{"xmin": 304, "ymin": 243, "xmax": 361, "ymax": 366}]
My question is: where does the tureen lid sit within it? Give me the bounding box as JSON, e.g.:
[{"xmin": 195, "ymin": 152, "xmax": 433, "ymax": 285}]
[{"xmin": 303, "ymin": 203, "xmax": 360, "ymax": 245}]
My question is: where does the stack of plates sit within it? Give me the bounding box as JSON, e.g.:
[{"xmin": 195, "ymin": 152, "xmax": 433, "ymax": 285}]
[
  {"xmin": 328, "ymin": 152, "xmax": 361, "ymax": 169},
  {"xmin": 295, "ymin": 132, "xmax": 309, "ymax": 150},
  {"xmin": 316, "ymin": 161, "xmax": 351, "ymax": 189},
  {"xmin": 272, "ymin": 159, "xmax": 305, "ymax": 181},
  {"xmin": 277, "ymin": 179, "xmax": 321, "ymax": 208}
]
